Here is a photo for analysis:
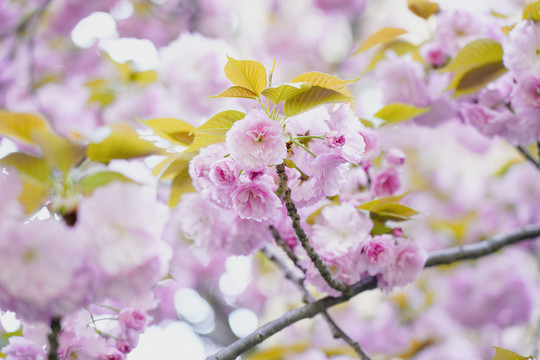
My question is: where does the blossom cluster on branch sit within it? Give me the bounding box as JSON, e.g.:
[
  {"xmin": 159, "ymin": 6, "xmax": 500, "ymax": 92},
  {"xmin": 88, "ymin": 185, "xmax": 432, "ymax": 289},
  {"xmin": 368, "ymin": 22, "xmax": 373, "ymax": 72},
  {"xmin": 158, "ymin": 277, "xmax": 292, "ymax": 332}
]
[{"xmin": 1, "ymin": 0, "xmax": 540, "ymax": 360}]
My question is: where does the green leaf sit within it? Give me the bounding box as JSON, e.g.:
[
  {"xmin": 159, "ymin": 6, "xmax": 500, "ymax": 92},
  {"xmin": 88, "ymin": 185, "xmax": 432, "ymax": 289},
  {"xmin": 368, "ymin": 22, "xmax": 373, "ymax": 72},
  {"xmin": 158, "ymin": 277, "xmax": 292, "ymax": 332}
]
[
  {"xmin": 353, "ymin": 27, "xmax": 407, "ymax": 54},
  {"xmin": 358, "ymin": 192, "xmax": 410, "ymax": 211},
  {"xmin": 369, "ymin": 203, "xmax": 419, "ymax": 222},
  {"xmin": 210, "ymin": 86, "xmax": 258, "ymax": 100},
  {"xmin": 1, "ymin": 153, "xmax": 53, "ymax": 214},
  {"xmin": 450, "ymin": 62, "xmax": 507, "ymax": 97},
  {"xmin": 374, "ymin": 103, "xmax": 430, "ymax": 125},
  {"xmin": 364, "ymin": 40, "xmax": 420, "ymax": 73},
  {"xmin": 492, "ymin": 347, "xmax": 531, "ymax": 360},
  {"xmin": 523, "ymin": 0, "xmax": 540, "ymax": 21},
  {"xmin": 224, "ymin": 57, "xmax": 267, "ymax": 96},
  {"xmin": 141, "ymin": 117, "xmax": 194, "ymax": 146},
  {"xmin": 78, "ymin": 171, "xmax": 134, "ymax": 194},
  {"xmin": 0, "ymin": 112, "xmax": 48, "ymax": 145},
  {"xmin": 130, "ymin": 69, "xmax": 158, "ymax": 85},
  {"xmin": 441, "ymin": 39, "xmax": 504, "ymax": 73},
  {"xmin": 168, "ymin": 168, "xmax": 195, "ymax": 207},
  {"xmin": 0, "ymin": 152, "xmax": 51, "ymax": 182},
  {"xmin": 86, "ymin": 124, "xmax": 161, "ymax": 163},
  {"xmin": 262, "ymin": 82, "xmax": 311, "ymax": 104},
  {"xmin": 283, "ymin": 87, "xmax": 354, "ymax": 117},
  {"xmin": 441, "ymin": 39, "xmax": 507, "ymax": 97},
  {"xmin": 290, "ymin": 72, "xmax": 358, "ymax": 92},
  {"xmin": 31, "ymin": 130, "xmax": 85, "ymax": 172},
  {"xmin": 358, "ymin": 193, "xmax": 418, "ymax": 222},
  {"xmin": 152, "ymin": 153, "xmax": 193, "ymax": 180},
  {"xmin": 407, "ymin": 0, "xmax": 439, "ymax": 19},
  {"xmin": 185, "ymin": 110, "xmax": 245, "ymax": 152}
]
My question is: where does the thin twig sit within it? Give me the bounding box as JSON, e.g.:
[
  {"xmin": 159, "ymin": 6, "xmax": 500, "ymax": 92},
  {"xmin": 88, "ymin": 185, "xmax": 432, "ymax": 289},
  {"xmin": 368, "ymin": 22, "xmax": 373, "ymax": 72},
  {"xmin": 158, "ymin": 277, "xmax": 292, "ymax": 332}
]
[
  {"xmin": 517, "ymin": 145, "xmax": 540, "ymax": 169},
  {"xmin": 207, "ymin": 223, "xmax": 540, "ymax": 360},
  {"xmin": 261, "ymin": 244, "xmax": 372, "ymax": 360},
  {"xmin": 268, "ymin": 225, "xmax": 305, "ymax": 272},
  {"xmin": 275, "ymin": 163, "xmax": 351, "ymax": 295},
  {"xmin": 47, "ymin": 317, "xmax": 61, "ymax": 360}
]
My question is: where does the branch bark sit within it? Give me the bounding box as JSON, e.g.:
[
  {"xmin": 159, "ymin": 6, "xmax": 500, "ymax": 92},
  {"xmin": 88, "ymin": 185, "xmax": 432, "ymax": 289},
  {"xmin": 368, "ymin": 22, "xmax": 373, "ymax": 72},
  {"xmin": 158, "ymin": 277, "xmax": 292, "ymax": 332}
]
[
  {"xmin": 47, "ymin": 317, "xmax": 61, "ymax": 360},
  {"xmin": 275, "ymin": 163, "xmax": 351, "ymax": 295},
  {"xmin": 206, "ymin": 223, "xmax": 540, "ymax": 360}
]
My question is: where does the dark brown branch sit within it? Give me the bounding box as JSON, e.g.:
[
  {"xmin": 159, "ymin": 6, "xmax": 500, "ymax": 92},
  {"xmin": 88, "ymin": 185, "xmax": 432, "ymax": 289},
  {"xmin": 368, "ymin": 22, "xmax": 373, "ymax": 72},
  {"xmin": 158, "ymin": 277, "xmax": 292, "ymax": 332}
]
[
  {"xmin": 259, "ymin": 245, "xmax": 373, "ymax": 360},
  {"xmin": 265, "ymin": 229, "xmax": 371, "ymax": 359},
  {"xmin": 47, "ymin": 317, "xmax": 61, "ymax": 360},
  {"xmin": 275, "ymin": 163, "xmax": 351, "ymax": 295},
  {"xmin": 207, "ymin": 224, "xmax": 540, "ymax": 360},
  {"xmin": 269, "ymin": 225, "xmax": 305, "ymax": 272},
  {"xmin": 517, "ymin": 145, "xmax": 540, "ymax": 169}
]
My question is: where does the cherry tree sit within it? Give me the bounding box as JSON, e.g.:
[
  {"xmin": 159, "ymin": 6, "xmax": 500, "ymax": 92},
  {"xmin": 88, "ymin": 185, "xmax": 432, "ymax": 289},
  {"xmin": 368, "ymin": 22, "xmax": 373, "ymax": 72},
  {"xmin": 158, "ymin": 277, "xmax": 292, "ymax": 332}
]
[{"xmin": 0, "ymin": 0, "xmax": 540, "ymax": 360}]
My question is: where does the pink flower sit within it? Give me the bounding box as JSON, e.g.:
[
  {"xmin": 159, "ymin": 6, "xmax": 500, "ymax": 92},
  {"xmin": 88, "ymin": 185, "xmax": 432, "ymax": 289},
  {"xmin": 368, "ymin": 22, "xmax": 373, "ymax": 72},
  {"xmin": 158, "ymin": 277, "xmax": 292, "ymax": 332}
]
[
  {"xmin": 226, "ymin": 109, "xmax": 287, "ymax": 171},
  {"xmin": 99, "ymin": 347, "xmax": 125, "ymax": 360},
  {"xmin": 458, "ymin": 102, "xmax": 510, "ymax": 139},
  {"xmin": 363, "ymin": 235, "xmax": 395, "ymax": 275},
  {"xmin": 358, "ymin": 128, "xmax": 381, "ymax": 161},
  {"xmin": 385, "ymin": 148, "xmax": 406, "ymax": 166},
  {"xmin": 312, "ymin": 203, "xmax": 373, "ymax": 257},
  {"xmin": 511, "ymin": 76, "xmax": 540, "ymax": 112},
  {"xmin": 324, "ymin": 104, "xmax": 366, "ymax": 164},
  {"xmin": 2, "ymin": 336, "xmax": 46, "ymax": 360},
  {"xmin": 76, "ymin": 182, "xmax": 171, "ymax": 301},
  {"xmin": 380, "ymin": 240, "xmax": 426, "ymax": 290},
  {"xmin": 231, "ymin": 178, "xmax": 282, "ymax": 222},
  {"xmin": 208, "ymin": 158, "xmax": 239, "ymax": 188},
  {"xmin": 0, "ymin": 219, "xmax": 90, "ymax": 321},
  {"xmin": 503, "ymin": 20, "xmax": 540, "ymax": 80},
  {"xmin": 376, "ymin": 54, "xmax": 430, "ymax": 107},
  {"xmin": 119, "ymin": 308, "xmax": 147, "ymax": 331},
  {"xmin": 420, "ymin": 42, "xmax": 448, "ymax": 67},
  {"xmin": 372, "ymin": 168, "xmax": 401, "ymax": 197}
]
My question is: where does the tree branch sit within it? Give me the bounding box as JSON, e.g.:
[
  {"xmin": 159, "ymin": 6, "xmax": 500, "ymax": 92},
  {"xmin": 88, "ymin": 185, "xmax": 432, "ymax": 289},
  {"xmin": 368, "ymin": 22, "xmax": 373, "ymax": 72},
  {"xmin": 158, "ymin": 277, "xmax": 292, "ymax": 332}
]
[
  {"xmin": 275, "ymin": 163, "xmax": 351, "ymax": 295},
  {"xmin": 207, "ymin": 224, "xmax": 540, "ymax": 360},
  {"xmin": 47, "ymin": 317, "xmax": 61, "ymax": 360},
  {"xmin": 264, "ymin": 231, "xmax": 372, "ymax": 359},
  {"xmin": 517, "ymin": 145, "xmax": 540, "ymax": 169}
]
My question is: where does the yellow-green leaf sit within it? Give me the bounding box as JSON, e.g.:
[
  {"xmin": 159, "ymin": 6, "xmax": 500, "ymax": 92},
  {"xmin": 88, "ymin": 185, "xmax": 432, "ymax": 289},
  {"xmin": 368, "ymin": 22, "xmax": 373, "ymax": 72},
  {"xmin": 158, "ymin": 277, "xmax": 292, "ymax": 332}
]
[
  {"xmin": 86, "ymin": 124, "xmax": 161, "ymax": 163},
  {"xmin": 18, "ymin": 178, "xmax": 52, "ymax": 214},
  {"xmin": 31, "ymin": 130, "xmax": 85, "ymax": 172},
  {"xmin": 407, "ymin": 0, "xmax": 439, "ymax": 19},
  {"xmin": 168, "ymin": 168, "xmax": 195, "ymax": 207},
  {"xmin": 291, "ymin": 72, "xmax": 358, "ymax": 92},
  {"xmin": 224, "ymin": 57, "xmax": 267, "ymax": 96},
  {"xmin": 523, "ymin": 0, "xmax": 540, "ymax": 21},
  {"xmin": 210, "ymin": 86, "xmax": 258, "ymax": 100},
  {"xmin": 141, "ymin": 117, "xmax": 194, "ymax": 146},
  {"xmin": 185, "ymin": 110, "xmax": 245, "ymax": 152},
  {"xmin": 492, "ymin": 347, "xmax": 531, "ymax": 360},
  {"xmin": 284, "ymin": 87, "xmax": 354, "ymax": 117},
  {"xmin": 358, "ymin": 192, "xmax": 411, "ymax": 211},
  {"xmin": 153, "ymin": 153, "xmax": 193, "ymax": 180},
  {"xmin": 369, "ymin": 203, "xmax": 419, "ymax": 222},
  {"xmin": 0, "ymin": 153, "xmax": 51, "ymax": 182},
  {"xmin": 0, "ymin": 112, "xmax": 48, "ymax": 145},
  {"xmin": 364, "ymin": 40, "xmax": 420, "ymax": 73},
  {"xmin": 441, "ymin": 39, "xmax": 507, "ymax": 97},
  {"xmin": 374, "ymin": 103, "xmax": 430, "ymax": 125},
  {"xmin": 78, "ymin": 171, "xmax": 134, "ymax": 194},
  {"xmin": 131, "ymin": 70, "xmax": 158, "ymax": 85},
  {"xmin": 450, "ymin": 62, "xmax": 508, "ymax": 96},
  {"xmin": 354, "ymin": 27, "xmax": 407, "ymax": 54},
  {"xmin": 441, "ymin": 39, "xmax": 504, "ymax": 73},
  {"xmin": 262, "ymin": 82, "xmax": 311, "ymax": 104}
]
